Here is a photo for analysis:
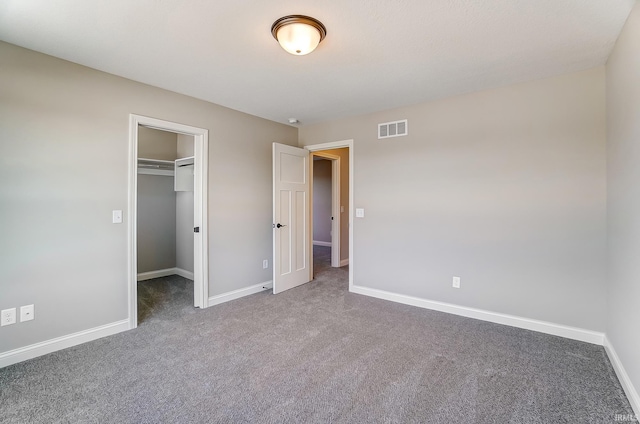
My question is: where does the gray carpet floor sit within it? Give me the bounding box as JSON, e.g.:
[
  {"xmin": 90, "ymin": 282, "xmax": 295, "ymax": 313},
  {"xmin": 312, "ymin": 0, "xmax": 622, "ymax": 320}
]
[{"xmin": 0, "ymin": 246, "xmax": 634, "ymax": 423}]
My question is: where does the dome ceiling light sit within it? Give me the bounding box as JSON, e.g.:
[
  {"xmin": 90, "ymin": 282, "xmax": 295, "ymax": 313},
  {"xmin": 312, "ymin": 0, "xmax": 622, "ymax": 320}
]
[{"xmin": 271, "ymin": 15, "xmax": 327, "ymax": 56}]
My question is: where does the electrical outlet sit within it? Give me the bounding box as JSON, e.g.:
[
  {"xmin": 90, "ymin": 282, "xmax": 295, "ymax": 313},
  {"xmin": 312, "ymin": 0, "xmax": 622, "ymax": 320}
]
[
  {"xmin": 452, "ymin": 276, "xmax": 461, "ymax": 289},
  {"xmin": 263, "ymin": 259, "xmax": 269, "ymax": 269},
  {"xmin": 20, "ymin": 305, "xmax": 34, "ymax": 322},
  {"xmin": 1, "ymin": 308, "xmax": 17, "ymax": 326}
]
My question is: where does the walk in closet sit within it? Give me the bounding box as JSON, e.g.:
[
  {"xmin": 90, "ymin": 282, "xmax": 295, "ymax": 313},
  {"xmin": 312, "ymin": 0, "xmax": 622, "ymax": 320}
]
[{"xmin": 136, "ymin": 126, "xmax": 195, "ymax": 283}]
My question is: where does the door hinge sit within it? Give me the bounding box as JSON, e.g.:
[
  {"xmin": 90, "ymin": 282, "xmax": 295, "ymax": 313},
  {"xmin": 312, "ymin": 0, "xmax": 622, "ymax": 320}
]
[{"xmin": 194, "ymin": 227, "xmax": 200, "ymax": 233}]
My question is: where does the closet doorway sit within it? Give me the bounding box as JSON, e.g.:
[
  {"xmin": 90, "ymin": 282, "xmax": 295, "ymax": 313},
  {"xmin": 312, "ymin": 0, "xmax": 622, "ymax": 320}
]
[{"xmin": 128, "ymin": 115, "xmax": 209, "ymax": 329}]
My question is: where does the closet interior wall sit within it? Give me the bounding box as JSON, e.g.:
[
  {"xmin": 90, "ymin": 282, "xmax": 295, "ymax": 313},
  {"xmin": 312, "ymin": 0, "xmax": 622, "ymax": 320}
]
[
  {"xmin": 313, "ymin": 159, "xmax": 332, "ymax": 245},
  {"xmin": 137, "ymin": 127, "xmax": 194, "ymax": 279},
  {"xmin": 176, "ymin": 133, "xmax": 194, "ymax": 275}
]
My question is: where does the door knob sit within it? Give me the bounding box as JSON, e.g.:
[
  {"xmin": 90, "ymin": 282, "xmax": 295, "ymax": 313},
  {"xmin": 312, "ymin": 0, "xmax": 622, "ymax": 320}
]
[{"xmin": 276, "ymin": 223, "xmax": 286, "ymax": 228}]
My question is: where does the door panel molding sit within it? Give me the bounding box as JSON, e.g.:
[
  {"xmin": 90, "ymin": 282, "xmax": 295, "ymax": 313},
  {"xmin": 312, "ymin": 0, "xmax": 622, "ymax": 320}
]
[{"xmin": 273, "ymin": 143, "xmax": 311, "ymax": 294}]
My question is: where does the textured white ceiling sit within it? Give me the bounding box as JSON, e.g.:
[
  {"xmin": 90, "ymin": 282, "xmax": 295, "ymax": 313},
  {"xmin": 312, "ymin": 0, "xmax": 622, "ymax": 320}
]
[{"xmin": 0, "ymin": 0, "xmax": 635, "ymax": 125}]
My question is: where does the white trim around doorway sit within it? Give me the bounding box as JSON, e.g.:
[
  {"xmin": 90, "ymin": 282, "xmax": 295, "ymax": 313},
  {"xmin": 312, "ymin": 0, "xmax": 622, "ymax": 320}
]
[
  {"xmin": 127, "ymin": 114, "xmax": 209, "ymax": 330},
  {"xmin": 304, "ymin": 140, "xmax": 354, "ymax": 290}
]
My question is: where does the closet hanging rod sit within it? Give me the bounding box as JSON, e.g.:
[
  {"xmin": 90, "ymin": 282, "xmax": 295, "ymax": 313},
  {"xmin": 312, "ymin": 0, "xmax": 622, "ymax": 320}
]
[
  {"xmin": 139, "ymin": 164, "xmax": 173, "ymax": 169},
  {"xmin": 138, "ymin": 157, "xmax": 175, "ymax": 164}
]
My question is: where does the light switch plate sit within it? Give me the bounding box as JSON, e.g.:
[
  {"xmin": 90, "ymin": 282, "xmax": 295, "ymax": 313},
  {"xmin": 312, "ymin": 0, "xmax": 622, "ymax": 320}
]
[
  {"xmin": 356, "ymin": 208, "xmax": 365, "ymax": 218},
  {"xmin": 112, "ymin": 210, "xmax": 123, "ymax": 224}
]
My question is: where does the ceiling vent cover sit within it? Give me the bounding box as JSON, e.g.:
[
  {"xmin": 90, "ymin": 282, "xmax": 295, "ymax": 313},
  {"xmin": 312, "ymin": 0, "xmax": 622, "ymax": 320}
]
[{"xmin": 378, "ymin": 119, "xmax": 408, "ymax": 139}]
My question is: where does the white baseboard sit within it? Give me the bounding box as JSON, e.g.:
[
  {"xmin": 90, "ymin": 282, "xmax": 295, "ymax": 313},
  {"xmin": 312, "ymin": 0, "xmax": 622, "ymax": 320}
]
[
  {"xmin": 208, "ymin": 281, "xmax": 272, "ymax": 307},
  {"xmin": 604, "ymin": 336, "xmax": 640, "ymax": 417},
  {"xmin": 137, "ymin": 267, "xmax": 194, "ymax": 281},
  {"xmin": 174, "ymin": 268, "xmax": 194, "ymax": 280},
  {"xmin": 313, "ymin": 240, "xmax": 332, "ymax": 247},
  {"xmin": 340, "ymin": 258, "xmax": 349, "ymax": 267},
  {"xmin": 350, "ymin": 285, "xmax": 605, "ymax": 345},
  {"xmin": 0, "ymin": 319, "xmax": 129, "ymax": 369},
  {"xmin": 137, "ymin": 268, "xmax": 176, "ymax": 281}
]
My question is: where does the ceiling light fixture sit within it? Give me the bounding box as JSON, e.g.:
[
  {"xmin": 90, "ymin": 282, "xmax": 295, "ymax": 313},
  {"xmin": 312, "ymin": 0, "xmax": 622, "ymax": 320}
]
[{"xmin": 271, "ymin": 15, "xmax": 327, "ymax": 56}]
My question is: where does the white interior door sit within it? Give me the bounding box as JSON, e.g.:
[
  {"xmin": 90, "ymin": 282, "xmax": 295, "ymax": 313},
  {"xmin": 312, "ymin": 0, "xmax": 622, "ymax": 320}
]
[{"xmin": 273, "ymin": 143, "xmax": 311, "ymax": 294}]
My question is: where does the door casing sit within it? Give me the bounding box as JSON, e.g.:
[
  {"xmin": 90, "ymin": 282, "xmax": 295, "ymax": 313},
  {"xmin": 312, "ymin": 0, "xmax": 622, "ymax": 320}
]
[{"xmin": 304, "ymin": 140, "xmax": 354, "ymax": 290}]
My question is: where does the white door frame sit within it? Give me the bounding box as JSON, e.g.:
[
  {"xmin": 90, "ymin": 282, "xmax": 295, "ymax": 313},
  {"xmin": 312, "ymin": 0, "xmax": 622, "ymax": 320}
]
[
  {"xmin": 127, "ymin": 114, "xmax": 209, "ymax": 329},
  {"xmin": 311, "ymin": 152, "xmax": 341, "ymax": 268},
  {"xmin": 304, "ymin": 140, "xmax": 354, "ymax": 290}
]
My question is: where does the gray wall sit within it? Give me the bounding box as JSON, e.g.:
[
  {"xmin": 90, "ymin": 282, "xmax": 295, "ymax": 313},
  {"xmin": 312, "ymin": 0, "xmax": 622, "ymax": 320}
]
[
  {"xmin": 332, "ymin": 148, "xmax": 350, "ymax": 263},
  {"xmin": 138, "ymin": 131, "xmax": 194, "ymax": 275},
  {"xmin": 138, "ymin": 127, "xmax": 178, "ymax": 160},
  {"xmin": 606, "ymin": 3, "xmax": 640, "ymax": 405},
  {"xmin": 0, "ymin": 41, "xmax": 297, "ymax": 353},
  {"xmin": 177, "ymin": 133, "xmax": 195, "ymax": 157},
  {"xmin": 176, "ymin": 190, "xmax": 194, "ymax": 273},
  {"xmin": 137, "ymin": 128, "xmax": 178, "ymax": 274},
  {"xmin": 314, "ymin": 148, "xmax": 350, "ymax": 262},
  {"xmin": 137, "ymin": 174, "xmax": 177, "ymax": 273},
  {"xmin": 176, "ymin": 134, "xmax": 194, "ymax": 273},
  {"xmin": 313, "ymin": 159, "xmax": 332, "ymax": 243},
  {"xmin": 300, "ymin": 67, "xmax": 607, "ymax": 332}
]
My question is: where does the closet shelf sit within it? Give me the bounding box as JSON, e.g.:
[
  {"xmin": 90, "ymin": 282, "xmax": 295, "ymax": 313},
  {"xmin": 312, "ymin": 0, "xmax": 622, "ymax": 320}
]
[
  {"xmin": 175, "ymin": 156, "xmax": 194, "ymax": 191},
  {"xmin": 138, "ymin": 158, "xmax": 175, "ymax": 176}
]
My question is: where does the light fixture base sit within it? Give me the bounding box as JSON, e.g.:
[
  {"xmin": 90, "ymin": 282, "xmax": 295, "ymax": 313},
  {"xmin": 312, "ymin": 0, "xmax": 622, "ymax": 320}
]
[
  {"xmin": 271, "ymin": 15, "xmax": 327, "ymax": 55},
  {"xmin": 271, "ymin": 15, "xmax": 327, "ymax": 42}
]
